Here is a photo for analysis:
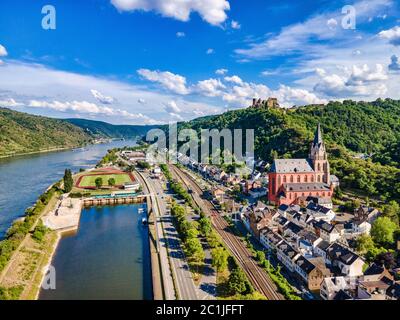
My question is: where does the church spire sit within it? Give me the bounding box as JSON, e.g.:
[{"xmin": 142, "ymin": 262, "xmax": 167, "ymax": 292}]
[{"xmin": 313, "ymin": 123, "xmax": 323, "ymax": 147}]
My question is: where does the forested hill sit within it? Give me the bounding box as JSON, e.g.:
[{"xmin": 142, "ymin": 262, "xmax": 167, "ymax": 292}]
[
  {"xmin": 0, "ymin": 108, "xmax": 158, "ymax": 158},
  {"xmin": 65, "ymin": 118, "xmax": 158, "ymax": 139},
  {"xmin": 0, "ymin": 108, "xmax": 92, "ymax": 157},
  {"xmin": 179, "ymin": 98, "xmax": 400, "ymax": 201}
]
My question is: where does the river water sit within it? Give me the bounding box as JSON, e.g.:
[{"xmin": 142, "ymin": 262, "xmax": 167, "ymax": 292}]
[
  {"xmin": 0, "ymin": 140, "xmax": 153, "ymax": 300},
  {"xmin": 39, "ymin": 204, "xmax": 152, "ymax": 300},
  {"xmin": 0, "ymin": 140, "xmax": 134, "ymax": 238}
]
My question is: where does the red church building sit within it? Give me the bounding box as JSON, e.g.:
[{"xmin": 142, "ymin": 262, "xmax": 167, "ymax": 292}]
[{"xmin": 268, "ymin": 124, "xmax": 335, "ymax": 206}]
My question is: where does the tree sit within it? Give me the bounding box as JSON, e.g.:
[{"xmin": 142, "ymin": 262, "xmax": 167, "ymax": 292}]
[
  {"xmin": 63, "ymin": 169, "xmax": 73, "ymax": 193},
  {"xmin": 356, "ymin": 234, "xmax": 375, "ymax": 255},
  {"xmin": 185, "ymin": 237, "xmax": 204, "ymax": 263},
  {"xmin": 256, "ymin": 250, "xmax": 266, "ymax": 264},
  {"xmin": 108, "ymin": 177, "xmax": 116, "ymax": 187},
  {"xmin": 228, "ymin": 267, "xmax": 248, "ymax": 295},
  {"xmin": 95, "ymin": 177, "xmax": 103, "ymax": 189},
  {"xmin": 383, "ymin": 201, "xmax": 400, "ymax": 226},
  {"xmin": 371, "ymin": 217, "xmax": 398, "ymax": 245},
  {"xmin": 211, "ymin": 247, "xmax": 229, "ymax": 272},
  {"xmin": 199, "ymin": 216, "xmax": 212, "ymax": 236},
  {"xmin": 374, "ymin": 252, "xmax": 396, "ymax": 269}
]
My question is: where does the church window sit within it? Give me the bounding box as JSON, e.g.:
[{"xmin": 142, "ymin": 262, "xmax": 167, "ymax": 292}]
[
  {"xmin": 318, "ymin": 163, "xmax": 321, "ymax": 171},
  {"xmin": 317, "ymin": 175, "xmax": 321, "ymax": 182},
  {"xmin": 283, "ymin": 176, "xmax": 287, "ymax": 183},
  {"xmin": 297, "ymin": 175, "xmax": 301, "ymax": 182},
  {"xmin": 305, "ymin": 176, "xmax": 308, "ymax": 183},
  {"xmin": 290, "ymin": 176, "xmax": 294, "ymax": 183}
]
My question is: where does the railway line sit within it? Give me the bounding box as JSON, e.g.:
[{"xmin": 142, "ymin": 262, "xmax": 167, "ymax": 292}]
[{"xmin": 168, "ymin": 165, "xmax": 283, "ymax": 300}]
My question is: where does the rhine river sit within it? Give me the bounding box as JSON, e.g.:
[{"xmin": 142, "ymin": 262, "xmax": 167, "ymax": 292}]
[{"xmin": 0, "ymin": 140, "xmax": 153, "ymax": 299}]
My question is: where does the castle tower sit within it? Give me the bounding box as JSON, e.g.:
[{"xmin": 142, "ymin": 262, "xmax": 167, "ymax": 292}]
[{"xmin": 309, "ymin": 123, "xmax": 330, "ymax": 184}]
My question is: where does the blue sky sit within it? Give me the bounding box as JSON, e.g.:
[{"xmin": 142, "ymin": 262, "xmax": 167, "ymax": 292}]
[{"xmin": 0, "ymin": 0, "xmax": 400, "ymax": 124}]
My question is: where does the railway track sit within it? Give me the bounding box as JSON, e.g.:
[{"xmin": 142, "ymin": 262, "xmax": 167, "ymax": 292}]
[{"xmin": 168, "ymin": 165, "xmax": 283, "ymax": 300}]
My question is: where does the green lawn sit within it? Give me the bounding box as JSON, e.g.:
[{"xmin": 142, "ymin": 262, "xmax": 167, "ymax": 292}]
[{"xmin": 79, "ymin": 174, "xmax": 132, "ymax": 188}]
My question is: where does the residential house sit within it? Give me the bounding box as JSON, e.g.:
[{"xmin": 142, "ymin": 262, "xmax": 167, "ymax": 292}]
[
  {"xmin": 325, "ymin": 243, "xmax": 364, "ymax": 277},
  {"xmin": 354, "ymin": 206, "xmax": 381, "ymax": 224},
  {"xmin": 314, "ymin": 220, "xmax": 341, "ymax": 243},
  {"xmin": 276, "ymin": 241, "xmax": 301, "ymax": 272},
  {"xmin": 294, "ymin": 256, "xmax": 331, "ymax": 292},
  {"xmin": 260, "ymin": 228, "xmax": 284, "ymax": 252},
  {"xmin": 306, "ymin": 202, "xmax": 335, "ymax": 222}
]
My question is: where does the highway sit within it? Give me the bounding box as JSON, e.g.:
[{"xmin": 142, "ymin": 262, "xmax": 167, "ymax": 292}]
[{"xmin": 169, "ymin": 165, "xmax": 284, "ymax": 300}]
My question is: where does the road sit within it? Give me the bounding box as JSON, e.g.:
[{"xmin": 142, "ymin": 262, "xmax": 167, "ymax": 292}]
[
  {"xmin": 170, "ymin": 165, "xmax": 284, "ymax": 300},
  {"xmin": 136, "ymin": 169, "xmax": 200, "ymax": 300}
]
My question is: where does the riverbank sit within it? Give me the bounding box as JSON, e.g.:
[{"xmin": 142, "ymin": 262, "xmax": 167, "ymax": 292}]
[{"xmin": 0, "ymin": 138, "xmax": 119, "ymax": 160}]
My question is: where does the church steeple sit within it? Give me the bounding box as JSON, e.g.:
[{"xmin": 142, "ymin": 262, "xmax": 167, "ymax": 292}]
[
  {"xmin": 313, "ymin": 123, "xmax": 323, "ymax": 147},
  {"xmin": 309, "ymin": 123, "xmax": 330, "ymax": 184}
]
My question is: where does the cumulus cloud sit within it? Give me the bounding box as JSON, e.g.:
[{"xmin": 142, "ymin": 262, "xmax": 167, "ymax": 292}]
[
  {"xmin": 176, "ymin": 32, "xmax": 185, "ymax": 38},
  {"xmin": 90, "ymin": 89, "xmax": 115, "ymax": 104},
  {"xmin": 137, "ymin": 68, "xmax": 190, "ymax": 95},
  {"xmin": 28, "ymin": 99, "xmax": 153, "ymax": 121},
  {"xmin": 389, "ymin": 55, "xmax": 400, "ymax": 71},
  {"xmin": 379, "ymin": 26, "xmax": 400, "ymax": 46},
  {"xmin": 224, "ymin": 75, "xmax": 243, "ymax": 85},
  {"xmin": 195, "ymin": 78, "xmax": 226, "ymax": 97},
  {"xmin": 215, "ymin": 68, "xmax": 228, "ymax": 75},
  {"xmin": 110, "ymin": 0, "xmax": 230, "ymax": 26},
  {"xmin": 231, "ymin": 20, "xmax": 241, "ymax": 29},
  {"xmin": 314, "ymin": 64, "xmax": 388, "ymax": 98}
]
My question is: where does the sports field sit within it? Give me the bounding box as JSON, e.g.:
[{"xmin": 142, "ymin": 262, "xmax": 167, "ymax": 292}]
[{"xmin": 78, "ymin": 173, "xmax": 133, "ymax": 188}]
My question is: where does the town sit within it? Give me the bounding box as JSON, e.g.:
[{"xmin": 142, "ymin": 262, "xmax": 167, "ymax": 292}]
[{"xmin": 115, "ymin": 122, "xmax": 400, "ymax": 301}]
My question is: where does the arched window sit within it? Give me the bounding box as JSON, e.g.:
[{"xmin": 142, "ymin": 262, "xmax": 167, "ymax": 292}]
[
  {"xmin": 283, "ymin": 175, "xmax": 287, "ymax": 183},
  {"xmin": 297, "ymin": 175, "xmax": 301, "ymax": 183},
  {"xmin": 322, "ymin": 192, "xmax": 325, "ymax": 197},
  {"xmin": 311, "ymin": 176, "xmax": 314, "ymax": 182},
  {"xmin": 290, "ymin": 175, "xmax": 294, "ymax": 183},
  {"xmin": 318, "ymin": 163, "xmax": 321, "ymax": 171},
  {"xmin": 305, "ymin": 176, "xmax": 308, "ymax": 183},
  {"xmin": 317, "ymin": 175, "xmax": 321, "ymax": 182},
  {"xmin": 278, "ymin": 176, "xmax": 281, "ymax": 185}
]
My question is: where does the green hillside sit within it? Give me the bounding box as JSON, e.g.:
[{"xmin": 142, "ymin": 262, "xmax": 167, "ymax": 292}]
[
  {"xmin": 179, "ymin": 98, "xmax": 400, "ymax": 201},
  {"xmin": 66, "ymin": 118, "xmax": 158, "ymax": 139},
  {"xmin": 0, "ymin": 108, "xmax": 92, "ymax": 157}
]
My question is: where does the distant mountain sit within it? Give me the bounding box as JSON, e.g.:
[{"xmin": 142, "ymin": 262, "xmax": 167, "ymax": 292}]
[
  {"xmin": 0, "ymin": 107, "xmax": 92, "ymax": 157},
  {"xmin": 65, "ymin": 118, "xmax": 159, "ymax": 139}
]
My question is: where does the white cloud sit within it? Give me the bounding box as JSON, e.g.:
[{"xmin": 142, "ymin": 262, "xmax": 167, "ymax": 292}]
[
  {"xmin": 224, "ymin": 75, "xmax": 243, "ymax": 85},
  {"xmin": 231, "ymin": 20, "xmax": 241, "ymax": 29},
  {"xmin": 215, "ymin": 68, "xmax": 228, "ymax": 75},
  {"xmin": 379, "ymin": 26, "xmax": 400, "ymax": 46},
  {"xmin": 110, "ymin": 0, "xmax": 230, "ymax": 26},
  {"xmin": 0, "ymin": 61, "xmax": 225, "ymax": 124},
  {"xmin": 0, "ymin": 44, "xmax": 7, "ymax": 57},
  {"xmin": 236, "ymin": 0, "xmax": 393, "ymax": 59},
  {"xmin": 275, "ymin": 85, "xmax": 327, "ymax": 106},
  {"xmin": 28, "ymin": 99, "xmax": 153, "ymax": 122},
  {"xmin": 314, "ymin": 64, "xmax": 388, "ymax": 98},
  {"xmin": 346, "ymin": 64, "xmax": 388, "ymax": 85},
  {"xmin": 176, "ymin": 32, "xmax": 186, "ymax": 38},
  {"xmin": 164, "ymin": 100, "xmax": 181, "ymax": 113},
  {"xmin": 90, "ymin": 89, "xmax": 115, "ymax": 104},
  {"xmin": 137, "ymin": 68, "xmax": 190, "ymax": 95},
  {"xmin": 206, "ymin": 48, "xmax": 215, "ymax": 55},
  {"xmin": 0, "ymin": 98, "xmax": 22, "ymax": 107},
  {"xmin": 195, "ymin": 78, "xmax": 226, "ymax": 97}
]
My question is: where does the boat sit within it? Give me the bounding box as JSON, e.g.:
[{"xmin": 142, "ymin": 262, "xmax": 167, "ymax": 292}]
[{"xmin": 141, "ymin": 217, "xmax": 148, "ymax": 225}]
